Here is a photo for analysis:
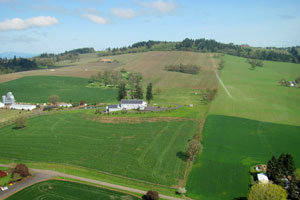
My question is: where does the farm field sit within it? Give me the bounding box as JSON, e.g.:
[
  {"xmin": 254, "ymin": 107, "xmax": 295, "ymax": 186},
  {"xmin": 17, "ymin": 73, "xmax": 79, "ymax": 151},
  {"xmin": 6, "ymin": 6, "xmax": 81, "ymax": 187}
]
[
  {"xmin": 0, "ymin": 109, "xmax": 32, "ymax": 123},
  {"xmin": 0, "ymin": 76, "xmax": 117, "ymax": 104},
  {"xmin": 209, "ymin": 55, "xmax": 300, "ymax": 126},
  {"xmin": 6, "ymin": 179, "xmax": 140, "ymax": 200},
  {"xmin": 186, "ymin": 115, "xmax": 300, "ymax": 200},
  {"xmin": 0, "ymin": 111, "xmax": 198, "ymax": 186},
  {"xmin": 0, "ymin": 51, "xmax": 219, "ymax": 105}
]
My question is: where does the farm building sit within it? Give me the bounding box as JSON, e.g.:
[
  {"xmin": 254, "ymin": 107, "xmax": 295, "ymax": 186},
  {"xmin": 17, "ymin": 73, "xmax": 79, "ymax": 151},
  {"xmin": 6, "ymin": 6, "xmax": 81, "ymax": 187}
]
[
  {"xmin": 106, "ymin": 104, "xmax": 122, "ymax": 112},
  {"xmin": 257, "ymin": 173, "xmax": 269, "ymax": 184},
  {"xmin": 10, "ymin": 104, "xmax": 36, "ymax": 111},
  {"xmin": 59, "ymin": 103, "xmax": 72, "ymax": 108},
  {"xmin": 106, "ymin": 99, "xmax": 148, "ymax": 112},
  {"xmin": 0, "ymin": 102, "xmax": 4, "ymax": 108},
  {"xmin": 2, "ymin": 92, "xmax": 16, "ymax": 105},
  {"xmin": 121, "ymin": 99, "xmax": 147, "ymax": 110},
  {"xmin": 100, "ymin": 58, "xmax": 113, "ymax": 63}
]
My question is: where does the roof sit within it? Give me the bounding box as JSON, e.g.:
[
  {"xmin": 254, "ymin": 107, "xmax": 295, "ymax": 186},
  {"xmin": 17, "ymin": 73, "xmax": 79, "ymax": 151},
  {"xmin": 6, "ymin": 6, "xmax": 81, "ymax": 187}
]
[
  {"xmin": 108, "ymin": 104, "xmax": 120, "ymax": 108},
  {"xmin": 257, "ymin": 173, "xmax": 269, "ymax": 183},
  {"xmin": 121, "ymin": 99, "xmax": 144, "ymax": 104},
  {"xmin": 10, "ymin": 104, "xmax": 36, "ymax": 108}
]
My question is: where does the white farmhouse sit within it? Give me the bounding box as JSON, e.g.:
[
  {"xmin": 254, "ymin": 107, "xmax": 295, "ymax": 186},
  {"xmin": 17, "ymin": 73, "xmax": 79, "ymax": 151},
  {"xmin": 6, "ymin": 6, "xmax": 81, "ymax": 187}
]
[
  {"xmin": 10, "ymin": 104, "xmax": 36, "ymax": 111},
  {"xmin": 0, "ymin": 102, "xmax": 4, "ymax": 108},
  {"xmin": 2, "ymin": 92, "xmax": 16, "ymax": 105},
  {"xmin": 257, "ymin": 173, "xmax": 269, "ymax": 184},
  {"xmin": 121, "ymin": 99, "xmax": 147, "ymax": 110},
  {"xmin": 106, "ymin": 104, "xmax": 122, "ymax": 112}
]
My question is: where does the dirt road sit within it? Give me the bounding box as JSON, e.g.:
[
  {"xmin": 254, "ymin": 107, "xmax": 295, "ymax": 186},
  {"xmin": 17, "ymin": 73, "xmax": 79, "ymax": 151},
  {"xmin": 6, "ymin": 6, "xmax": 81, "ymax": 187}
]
[{"xmin": 0, "ymin": 164, "xmax": 184, "ymax": 200}]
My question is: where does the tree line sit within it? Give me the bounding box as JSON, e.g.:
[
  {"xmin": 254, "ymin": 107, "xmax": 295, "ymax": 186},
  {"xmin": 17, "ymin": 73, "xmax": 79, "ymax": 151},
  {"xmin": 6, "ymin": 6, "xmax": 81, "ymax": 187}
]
[
  {"xmin": 165, "ymin": 64, "xmax": 200, "ymax": 74},
  {"xmin": 100, "ymin": 39, "xmax": 300, "ymax": 64},
  {"xmin": 0, "ymin": 56, "xmax": 38, "ymax": 74}
]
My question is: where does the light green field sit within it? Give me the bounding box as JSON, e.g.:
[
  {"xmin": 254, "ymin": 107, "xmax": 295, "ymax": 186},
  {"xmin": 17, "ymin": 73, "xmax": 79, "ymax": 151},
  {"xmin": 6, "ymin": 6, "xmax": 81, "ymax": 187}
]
[
  {"xmin": 6, "ymin": 180, "xmax": 140, "ymax": 200},
  {"xmin": 210, "ymin": 55, "xmax": 300, "ymax": 126},
  {"xmin": 0, "ymin": 110, "xmax": 198, "ymax": 186},
  {"xmin": 0, "ymin": 76, "xmax": 117, "ymax": 104},
  {"xmin": 0, "ymin": 109, "xmax": 32, "ymax": 123},
  {"xmin": 186, "ymin": 115, "xmax": 300, "ymax": 200}
]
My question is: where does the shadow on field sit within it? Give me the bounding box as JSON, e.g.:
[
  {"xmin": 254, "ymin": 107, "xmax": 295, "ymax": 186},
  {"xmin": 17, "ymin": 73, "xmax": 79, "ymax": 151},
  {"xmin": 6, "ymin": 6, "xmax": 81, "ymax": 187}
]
[
  {"xmin": 176, "ymin": 151, "xmax": 188, "ymax": 161},
  {"xmin": 233, "ymin": 197, "xmax": 247, "ymax": 200}
]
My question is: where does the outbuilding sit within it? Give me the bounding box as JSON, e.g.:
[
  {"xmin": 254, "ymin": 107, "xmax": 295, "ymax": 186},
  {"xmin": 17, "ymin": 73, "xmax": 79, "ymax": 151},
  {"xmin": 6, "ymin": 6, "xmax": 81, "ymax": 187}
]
[
  {"xmin": 0, "ymin": 102, "xmax": 4, "ymax": 108},
  {"xmin": 106, "ymin": 104, "xmax": 122, "ymax": 112},
  {"xmin": 257, "ymin": 173, "xmax": 269, "ymax": 184},
  {"xmin": 10, "ymin": 104, "xmax": 36, "ymax": 111}
]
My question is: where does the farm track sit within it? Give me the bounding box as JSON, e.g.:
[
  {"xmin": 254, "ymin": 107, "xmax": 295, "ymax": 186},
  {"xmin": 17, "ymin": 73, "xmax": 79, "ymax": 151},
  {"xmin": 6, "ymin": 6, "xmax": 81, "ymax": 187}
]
[{"xmin": 0, "ymin": 164, "xmax": 184, "ymax": 200}]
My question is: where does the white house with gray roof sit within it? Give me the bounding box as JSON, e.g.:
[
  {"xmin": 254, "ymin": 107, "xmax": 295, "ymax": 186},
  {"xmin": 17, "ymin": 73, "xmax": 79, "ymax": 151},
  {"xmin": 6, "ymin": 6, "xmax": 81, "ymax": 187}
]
[{"xmin": 106, "ymin": 99, "xmax": 147, "ymax": 112}]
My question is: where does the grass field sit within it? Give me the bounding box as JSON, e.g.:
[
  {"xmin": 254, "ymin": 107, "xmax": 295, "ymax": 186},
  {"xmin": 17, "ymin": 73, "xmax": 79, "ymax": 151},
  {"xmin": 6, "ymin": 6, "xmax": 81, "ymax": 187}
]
[
  {"xmin": 0, "ymin": 76, "xmax": 117, "ymax": 104},
  {"xmin": 0, "ymin": 111, "xmax": 198, "ymax": 186},
  {"xmin": 6, "ymin": 180, "xmax": 140, "ymax": 200},
  {"xmin": 186, "ymin": 115, "xmax": 300, "ymax": 200},
  {"xmin": 210, "ymin": 55, "xmax": 300, "ymax": 126},
  {"xmin": 0, "ymin": 109, "xmax": 32, "ymax": 123}
]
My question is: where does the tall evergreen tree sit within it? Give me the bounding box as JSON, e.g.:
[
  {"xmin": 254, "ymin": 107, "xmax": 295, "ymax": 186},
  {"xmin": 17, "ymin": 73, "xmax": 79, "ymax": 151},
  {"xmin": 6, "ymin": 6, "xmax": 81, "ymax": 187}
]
[
  {"xmin": 133, "ymin": 82, "xmax": 143, "ymax": 99},
  {"xmin": 146, "ymin": 83, "xmax": 153, "ymax": 103},
  {"xmin": 284, "ymin": 153, "xmax": 296, "ymax": 176},
  {"xmin": 267, "ymin": 156, "xmax": 278, "ymax": 181},
  {"xmin": 117, "ymin": 82, "xmax": 127, "ymax": 101}
]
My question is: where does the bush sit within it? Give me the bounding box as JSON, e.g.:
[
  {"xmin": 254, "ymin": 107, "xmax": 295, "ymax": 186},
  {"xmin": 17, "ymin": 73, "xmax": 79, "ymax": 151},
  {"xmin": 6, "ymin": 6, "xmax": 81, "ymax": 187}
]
[
  {"xmin": 15, "ymin": 116, "xmax": 27, "ymax": 129},
  {"xmin": 295, "ymin": 76, "xmax": 300, "ymax": 83},
  {"xmin": 144, "ymin": 191, "xmax": 159, "ymax": 200},
  {"xmin": 248, "ymin": 184, "xmax": 287, "ymax": 200},
  {"xmin": 13, "ymin": 164, "xmax": 29, "ymax": 177},
  {"xmin": 11, "ymin": 173, "xmax": 22, "ymax": 182},
  {"xmin": 176, "ymin": 187, "xmax": 187, "ymax": 194}
]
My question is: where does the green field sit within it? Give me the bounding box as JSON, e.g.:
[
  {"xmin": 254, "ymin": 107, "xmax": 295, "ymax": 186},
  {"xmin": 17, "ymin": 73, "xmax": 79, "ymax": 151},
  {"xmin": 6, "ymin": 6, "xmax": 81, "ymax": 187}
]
[
  {"xmin": 186, "ymin": 115, "xmax": 300, "ymax": 200},
  {"xmin": 210, "ymin": 55, "xmax": 300, "ymax": 126},
  {"xmin": 0, "ymin": 76, "xmax": 117, "ymax": 104},
  {"xmin": 0, "ymin": 111, "xmax": 197, "ymax": 186},
  {"xmin": 6, "ymin": 180, "xmax": 140, "ymax": 200}
]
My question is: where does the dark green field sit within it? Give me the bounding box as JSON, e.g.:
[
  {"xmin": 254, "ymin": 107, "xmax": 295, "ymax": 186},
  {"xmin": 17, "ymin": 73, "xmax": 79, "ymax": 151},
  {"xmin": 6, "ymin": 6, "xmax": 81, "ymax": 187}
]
[
  {"xmin": 186, "ymin": 115, "xmax": 300, "ymax": 200},
  {"xmin": 0, "ymin": 76, "xmax": 117, "ymax": 103},
  {"xmin": 0, "ymin": 111, "xmax": 197, "ymax": 185},
  {"xmin": 6, "ymin": 180, "xmax": 140, "ymax": 200}
]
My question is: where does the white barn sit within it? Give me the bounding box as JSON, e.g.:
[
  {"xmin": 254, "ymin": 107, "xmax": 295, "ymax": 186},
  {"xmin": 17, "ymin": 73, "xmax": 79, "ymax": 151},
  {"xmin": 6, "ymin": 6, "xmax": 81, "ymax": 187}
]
[
  {"xmin": 0, "ymin": 102, "xmax": 4, "ymax": 108},
  {"xmin": 59, "ymin": 103, "xmax": 72, "ymax": 108},
  {"xmin": 10, "ymin": 104, "xmax": 36, "ymax": 111},
  {"xmin": 257, "ymin": 173, "xmax": 269, "ymax": 184},
  {"xmin": 121, "ymin": 99, "xmax": 147, "ymax": 110}
]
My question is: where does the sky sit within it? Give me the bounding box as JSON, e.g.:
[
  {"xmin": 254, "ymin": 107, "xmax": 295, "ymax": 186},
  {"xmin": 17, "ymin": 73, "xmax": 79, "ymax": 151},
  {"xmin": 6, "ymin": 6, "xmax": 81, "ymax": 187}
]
[{"xmin": 0, "ymin": 0, "xmax": 299, "ymax": 54}]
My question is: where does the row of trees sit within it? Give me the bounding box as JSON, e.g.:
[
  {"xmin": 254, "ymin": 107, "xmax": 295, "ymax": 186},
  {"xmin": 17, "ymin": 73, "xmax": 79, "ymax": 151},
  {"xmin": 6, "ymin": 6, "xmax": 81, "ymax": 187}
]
[
  {"xmin": 100, "ymin": 39, "xmax": 300, "ymax": 64},
  {"xmin": 0, "ymin": 56, "xmax": 38, "ymax": 74},
  {"xmin": 118, "ymin": 81, "xmax": 153, "ymax": 103},
  {"xmin": 164, "ymin": 64, "xmax": 201, "ymax": 75}
]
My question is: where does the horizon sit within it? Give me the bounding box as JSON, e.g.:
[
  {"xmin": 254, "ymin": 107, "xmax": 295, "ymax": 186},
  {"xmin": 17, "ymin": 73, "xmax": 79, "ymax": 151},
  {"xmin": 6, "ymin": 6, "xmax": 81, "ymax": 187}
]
[{"xmin": 0, "ymin": 0, "xmax": 300, "ymax": 54}]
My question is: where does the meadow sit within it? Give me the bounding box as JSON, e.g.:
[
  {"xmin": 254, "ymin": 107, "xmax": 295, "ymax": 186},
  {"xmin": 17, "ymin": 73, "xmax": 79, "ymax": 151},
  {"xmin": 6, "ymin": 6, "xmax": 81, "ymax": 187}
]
[
  {"xmin": 0, "ymin": 76, "xmax": 117, "ymax": 104},
  {"xmin": 0, "ymin": 111, "xmax": 198, "ymax": 186},
  {"xmin": 186, "ymin": 115, "xmax": 300, "ymax": 200},
  {"xmin": 209, "ymin": 55, "xmax": 300, "ymax": 126},
  {"xmin": 6, "ymin": 180, "xmax": 140, "ymax": 200}
]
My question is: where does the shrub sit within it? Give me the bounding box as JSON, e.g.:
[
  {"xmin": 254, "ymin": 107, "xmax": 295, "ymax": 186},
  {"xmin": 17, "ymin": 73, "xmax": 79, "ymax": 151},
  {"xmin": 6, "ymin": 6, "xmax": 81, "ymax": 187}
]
[
  {"xmin": 15, "ymin": 116, "xmax": 27, "ymax": 129},
  {"xmin": 248, "ymin": 184, "xmax": 287, "ymax": 200},
  {"xmin": 13, "ymin": 164, "xmax": 29, "ymax": 177},
  {"xmin": 48, "ymin": 95, "xmax": 60, "ymax": 105},
  {"xmin": 144, "ymin": 191, "xmax": 159, "ymax": 200},
  {"xmin": 177, "ymin": 187, "xmax": 187, "ymax": 195}
]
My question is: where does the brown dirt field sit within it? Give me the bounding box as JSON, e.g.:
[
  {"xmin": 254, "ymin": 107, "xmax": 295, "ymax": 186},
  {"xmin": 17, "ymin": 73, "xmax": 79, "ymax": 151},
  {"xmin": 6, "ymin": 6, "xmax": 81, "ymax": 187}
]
[
  {"xmin": 0, "ymin": 51, "xmax": 219, "ymax": 90},
  {"xmin": 87, "ymin": 116, "xmax": 197, "ymax": 124}
]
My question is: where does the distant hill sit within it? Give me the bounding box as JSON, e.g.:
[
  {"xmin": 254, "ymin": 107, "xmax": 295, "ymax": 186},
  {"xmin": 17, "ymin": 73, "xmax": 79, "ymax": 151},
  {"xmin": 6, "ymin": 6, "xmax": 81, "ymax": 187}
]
[{"xmin": 0, "ymin": 52, "xmax": 37, "ymax": 59}]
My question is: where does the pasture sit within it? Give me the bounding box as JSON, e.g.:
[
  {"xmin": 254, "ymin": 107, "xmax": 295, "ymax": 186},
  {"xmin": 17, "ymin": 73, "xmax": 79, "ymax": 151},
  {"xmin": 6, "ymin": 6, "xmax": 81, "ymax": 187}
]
[
  {"xmin": 6, "ymin": 179, "xmax": 140, "ymax": 200},
  {"xmin": 186, "ymin": 115, "xmax": 300, "ymax": 200},
  {"xmin": 209, "ymin": 55, "xmax": 300, "ymax": 126},
  {"xmin": 0, "ymin": 111, "xmax": 198, "ymax": 186},
  {"xmin": 0, "ymin": 76, "xmax": 117, "ymax": 104}
]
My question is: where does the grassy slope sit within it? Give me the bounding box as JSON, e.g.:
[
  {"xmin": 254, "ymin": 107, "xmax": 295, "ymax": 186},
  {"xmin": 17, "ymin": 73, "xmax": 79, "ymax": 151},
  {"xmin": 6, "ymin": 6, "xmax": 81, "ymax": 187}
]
[
  {"xmin": 6, "ymin": 179, "xmax": 140, "ymax": 200},
  {"xmin": 186, "ymin": 115, "xmax": 300, "ymax": 200},
  {"xmin": 0, "ymin": 111, "xmax": 197, "ymax": 186},
  {"xmin": 210, "ymin": 55, "xmax": 300, "ymax": 126},
  {"xmin": 0, "ymin": 76, "xmax": 117, "ymax": 104}
]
